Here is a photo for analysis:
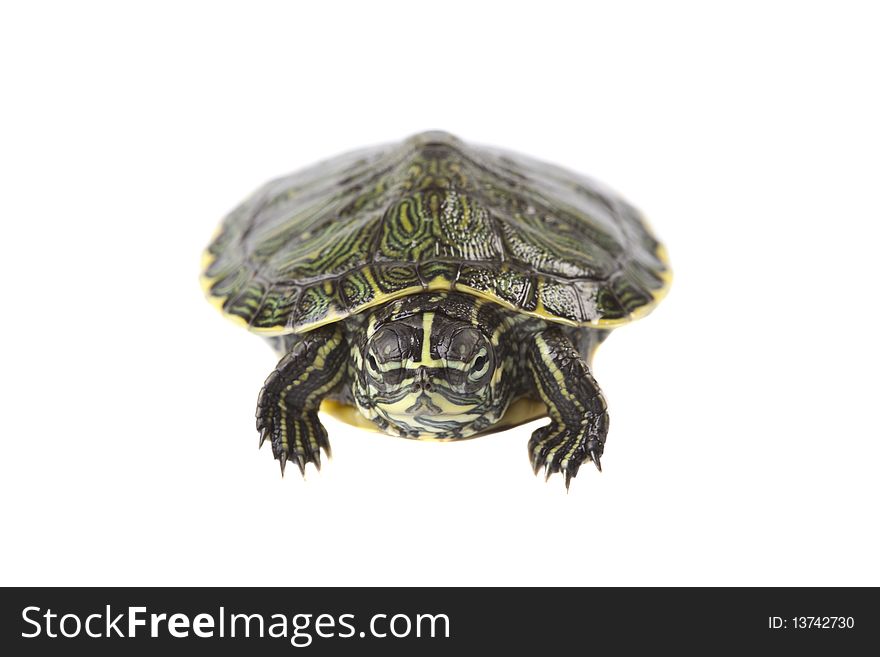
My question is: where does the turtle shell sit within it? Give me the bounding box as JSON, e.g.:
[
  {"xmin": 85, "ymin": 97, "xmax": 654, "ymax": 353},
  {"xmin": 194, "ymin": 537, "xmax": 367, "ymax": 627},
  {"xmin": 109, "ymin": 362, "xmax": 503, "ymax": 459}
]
[{"xmin": 201, "ymin": 131, "xmax": 670, "ymax": 334}]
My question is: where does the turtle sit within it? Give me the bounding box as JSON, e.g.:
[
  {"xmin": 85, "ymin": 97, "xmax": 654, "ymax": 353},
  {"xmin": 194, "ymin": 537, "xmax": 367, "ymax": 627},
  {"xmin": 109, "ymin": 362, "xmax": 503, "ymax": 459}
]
[{"xmin": 201, "ymin": 131, "xmax": 670, "ymax": 487}]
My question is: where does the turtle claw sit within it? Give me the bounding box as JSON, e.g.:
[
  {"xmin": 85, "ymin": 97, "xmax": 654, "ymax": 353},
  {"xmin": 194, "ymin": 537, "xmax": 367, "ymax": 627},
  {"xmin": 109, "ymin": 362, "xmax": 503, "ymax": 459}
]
[
  {"xmin": 590, "ymin": 448, "xmax": 603, "ymax": 472},
  {"xmin": 292, "ymin": 450, "xmax": 307, "ymax": 477},
  {"xmin": 530, "ymin": 453, "xmax": 542, "ymax": 476},
  {"xmin": 279, "ymin": 452, "xmax": 288, "ymax": 477}
]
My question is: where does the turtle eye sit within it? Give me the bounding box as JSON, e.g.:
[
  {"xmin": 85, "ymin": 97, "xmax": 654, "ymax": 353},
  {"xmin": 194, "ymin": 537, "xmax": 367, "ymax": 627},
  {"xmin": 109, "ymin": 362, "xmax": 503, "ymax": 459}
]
[
  {"xmin": 370, "ymin": 327, "xmax": 404, "ymax": 362},
  {"xmin": 467, "ymin": 348, "xmax": 492, "ymax": 382},
  {"xmin": 364, "ymin": 351, "xmax": 383, "ymax": 381},
  {"xmin": 366, "ymin": 326, "xmax": 411, "ymax": 383}
]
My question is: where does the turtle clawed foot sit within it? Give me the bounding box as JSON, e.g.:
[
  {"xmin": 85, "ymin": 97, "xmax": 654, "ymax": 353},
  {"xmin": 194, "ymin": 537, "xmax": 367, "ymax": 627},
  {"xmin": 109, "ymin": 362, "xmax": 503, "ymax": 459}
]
[
  {"xmin": 529, "ymin": 423, "xmax": 605, "ymax": 490},
  {"xmin": 257, "ymin": 408, "xmax": 331, "ymax": 479}
]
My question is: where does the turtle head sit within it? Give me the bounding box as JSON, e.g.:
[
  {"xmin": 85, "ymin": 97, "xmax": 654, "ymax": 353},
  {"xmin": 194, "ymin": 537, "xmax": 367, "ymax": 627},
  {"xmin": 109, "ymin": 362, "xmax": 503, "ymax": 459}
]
[{"xmin": 355, "ymin": 307, "xmax": 508, "ymax": 438}]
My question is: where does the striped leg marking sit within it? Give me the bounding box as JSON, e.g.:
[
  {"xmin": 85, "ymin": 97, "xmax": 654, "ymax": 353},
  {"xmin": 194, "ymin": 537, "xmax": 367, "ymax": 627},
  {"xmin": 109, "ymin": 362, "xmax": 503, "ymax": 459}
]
[
  {"xmin": 526, "ymin": 328, "xmax": 609, "ymax": 489},
  {"xmin": 256, "ymin": 325, "xmax": 348, "ymax": 477}
]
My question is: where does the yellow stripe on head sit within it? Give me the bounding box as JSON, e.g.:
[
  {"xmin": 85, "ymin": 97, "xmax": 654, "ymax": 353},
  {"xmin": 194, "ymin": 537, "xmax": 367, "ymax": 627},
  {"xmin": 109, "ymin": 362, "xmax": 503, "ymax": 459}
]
[{"xmin": 420, "ymin": 312, "xmax": 434, "ymax": 363}]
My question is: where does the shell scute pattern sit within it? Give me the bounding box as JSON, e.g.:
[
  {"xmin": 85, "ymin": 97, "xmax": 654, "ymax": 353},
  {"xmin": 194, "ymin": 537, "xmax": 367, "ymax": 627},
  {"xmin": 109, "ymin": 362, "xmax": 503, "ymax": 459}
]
[{"xmin": 202, "ymin": 132, "xmax": 670, "ymax": 333}]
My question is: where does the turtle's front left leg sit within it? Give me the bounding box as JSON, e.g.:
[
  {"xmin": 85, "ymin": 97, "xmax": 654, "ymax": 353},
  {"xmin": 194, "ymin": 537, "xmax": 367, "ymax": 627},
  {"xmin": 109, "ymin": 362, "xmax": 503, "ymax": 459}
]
[
  {"xmin": 525, "ymin": 327, "xmax": 609, "ymax": 489},
  {"xmin": 256, "ymin": 324, "xmax": 348, "ymax": 477}
]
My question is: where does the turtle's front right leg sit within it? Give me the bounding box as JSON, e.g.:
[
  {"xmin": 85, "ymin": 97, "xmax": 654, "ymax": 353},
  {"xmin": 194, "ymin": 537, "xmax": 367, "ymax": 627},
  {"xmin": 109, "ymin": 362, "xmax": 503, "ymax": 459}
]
[
  {"xmin": 256, "ymin": 325, "xmax": 348, "ymax": 477},
  {"xmin": 525, "ymin": 327, "xmax": 609, "ymax": 489}
]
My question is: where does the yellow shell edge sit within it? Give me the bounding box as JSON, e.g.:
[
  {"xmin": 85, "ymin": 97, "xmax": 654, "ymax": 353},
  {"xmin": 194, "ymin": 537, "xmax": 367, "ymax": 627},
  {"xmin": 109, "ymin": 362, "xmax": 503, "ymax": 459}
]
[{"xmin": 200, "ymin": 240, "xmax": 672, "ymax": 336}]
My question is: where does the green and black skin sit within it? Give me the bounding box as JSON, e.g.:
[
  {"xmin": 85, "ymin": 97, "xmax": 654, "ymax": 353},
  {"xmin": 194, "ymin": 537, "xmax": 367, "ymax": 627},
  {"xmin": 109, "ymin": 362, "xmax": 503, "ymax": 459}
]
[
  {"xmin": 203, "ymin": 131, "xmax": 670, "ymax": 487},
  {"xmin": 259, "ymin": 292, "xmax": 610, "ymax": 486}
]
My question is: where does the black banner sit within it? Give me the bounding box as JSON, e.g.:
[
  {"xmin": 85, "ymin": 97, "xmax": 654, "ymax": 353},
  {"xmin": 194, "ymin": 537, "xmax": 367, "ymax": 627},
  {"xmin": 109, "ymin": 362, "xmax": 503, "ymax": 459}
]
[{"xmin": 1, "ymin": 587, "xmax": 875, "ymax": 654}]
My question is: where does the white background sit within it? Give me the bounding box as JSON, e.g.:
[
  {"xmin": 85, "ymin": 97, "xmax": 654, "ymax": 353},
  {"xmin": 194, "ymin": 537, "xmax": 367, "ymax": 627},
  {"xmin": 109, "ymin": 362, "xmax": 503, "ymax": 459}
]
[{"xmin": 1, "ymin": 1, "xmax": 878, "ymax": 586}]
